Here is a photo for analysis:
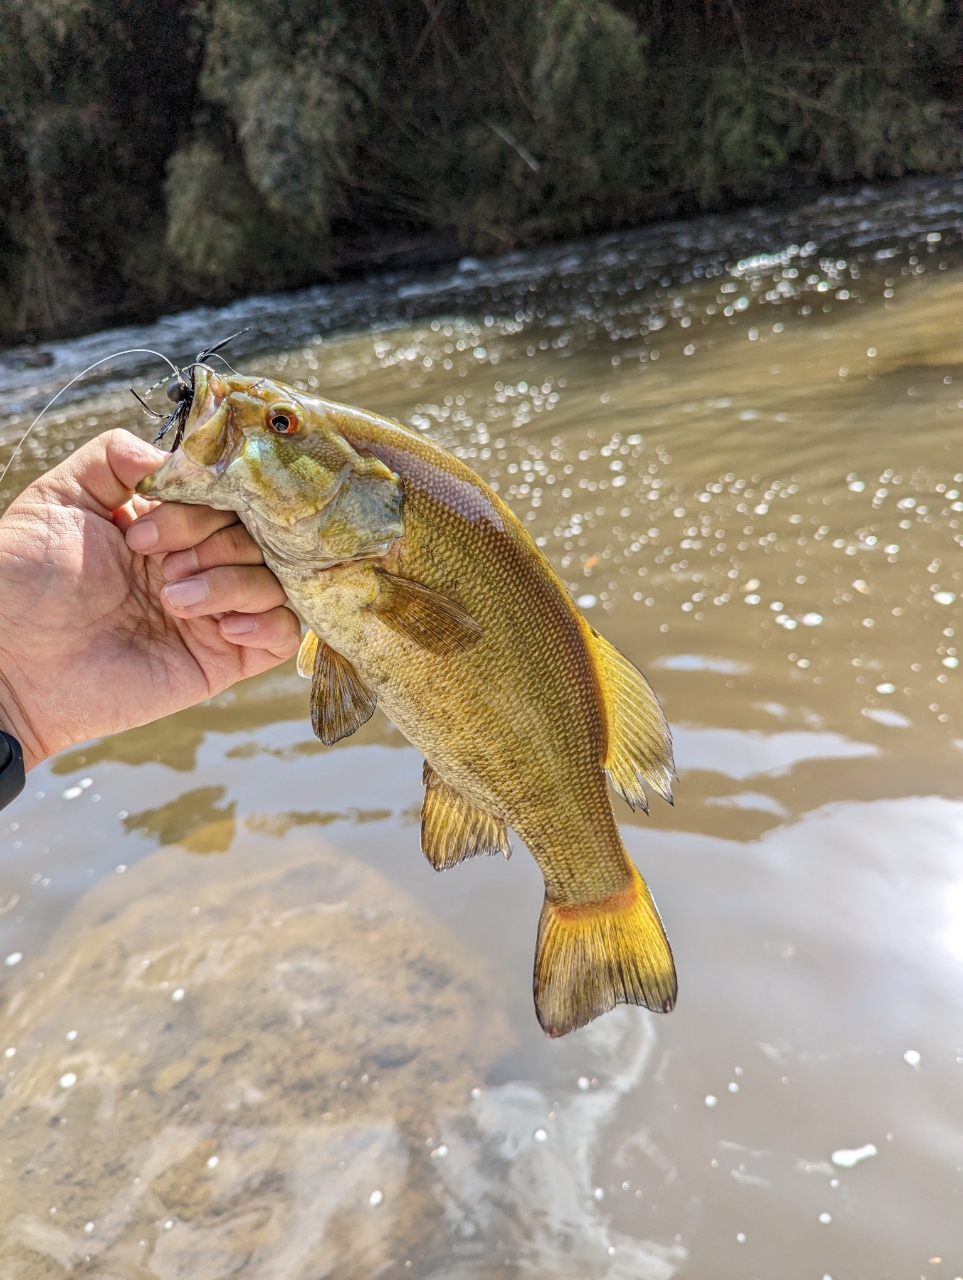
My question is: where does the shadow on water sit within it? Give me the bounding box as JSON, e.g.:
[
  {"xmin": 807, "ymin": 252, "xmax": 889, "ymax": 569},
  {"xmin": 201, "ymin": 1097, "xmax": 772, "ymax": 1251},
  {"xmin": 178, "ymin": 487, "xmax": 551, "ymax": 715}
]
[
  {"xmin": 123, "ymin": 787, "xmax": 237, "ymax": 855},
  {"xmin": 3, "ymin": 175, "xmax": 963, "ymax": 1275}
]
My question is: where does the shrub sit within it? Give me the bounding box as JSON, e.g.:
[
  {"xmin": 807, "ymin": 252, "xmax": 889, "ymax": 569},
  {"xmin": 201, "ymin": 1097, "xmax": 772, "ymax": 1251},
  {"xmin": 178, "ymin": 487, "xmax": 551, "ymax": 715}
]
[{"xmin": 0, "ymin": 0, "xmax": 960, "ymax": 340}]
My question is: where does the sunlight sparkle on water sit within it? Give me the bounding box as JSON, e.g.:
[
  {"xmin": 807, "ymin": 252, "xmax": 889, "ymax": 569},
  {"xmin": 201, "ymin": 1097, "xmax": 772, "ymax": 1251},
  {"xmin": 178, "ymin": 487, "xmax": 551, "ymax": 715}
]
[{"xmin": 831, "ymin": 1144, "xmax": 877, "ymax": 1168}]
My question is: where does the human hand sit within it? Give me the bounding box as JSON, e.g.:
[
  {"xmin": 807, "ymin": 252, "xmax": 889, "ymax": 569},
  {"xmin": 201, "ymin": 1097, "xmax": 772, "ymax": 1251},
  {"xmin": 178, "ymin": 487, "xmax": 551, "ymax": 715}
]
[{"xmin": 0, "ymin": 429, "xmax": 301, "ymax": 770}]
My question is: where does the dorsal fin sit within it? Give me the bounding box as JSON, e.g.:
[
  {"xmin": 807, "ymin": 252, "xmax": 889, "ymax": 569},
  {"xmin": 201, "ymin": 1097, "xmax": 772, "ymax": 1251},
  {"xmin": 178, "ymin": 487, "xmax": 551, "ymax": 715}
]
[
  {"xmin": 589, "ymin": 630, "xmax": 674, "ymax": 811},
  {"xmin": 309, "ymin": 637, "xmax": 378, "ymax": 746},
  {"xmin": 421, "ymin": 762, "xmax": 512, "ymax": 870},
  {"xmin": 368, "ymin": 569, "xmax": 482, "ymax": 657}
]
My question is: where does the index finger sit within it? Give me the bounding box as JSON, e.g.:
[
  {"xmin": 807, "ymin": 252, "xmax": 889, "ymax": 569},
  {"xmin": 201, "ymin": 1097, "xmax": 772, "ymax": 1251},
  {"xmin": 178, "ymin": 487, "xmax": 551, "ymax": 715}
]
[{"xmin": 126, "ymin": 501, "xmax": 240, "ymax": 555}]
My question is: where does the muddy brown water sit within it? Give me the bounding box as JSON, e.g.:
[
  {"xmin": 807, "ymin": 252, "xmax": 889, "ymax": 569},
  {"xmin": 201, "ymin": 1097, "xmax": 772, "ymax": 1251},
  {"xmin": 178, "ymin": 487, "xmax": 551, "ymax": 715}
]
[{"xmin": 3, "ymin": 178, "xmax": 963, "ymax": 1277}]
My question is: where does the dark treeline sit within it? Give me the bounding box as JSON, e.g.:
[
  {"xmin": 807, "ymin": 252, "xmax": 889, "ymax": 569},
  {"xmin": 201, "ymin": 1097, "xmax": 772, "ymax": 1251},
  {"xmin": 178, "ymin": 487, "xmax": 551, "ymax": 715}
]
[{"xmin": 2, "ymin": 0, "xmax": 962, "ymax": 342}]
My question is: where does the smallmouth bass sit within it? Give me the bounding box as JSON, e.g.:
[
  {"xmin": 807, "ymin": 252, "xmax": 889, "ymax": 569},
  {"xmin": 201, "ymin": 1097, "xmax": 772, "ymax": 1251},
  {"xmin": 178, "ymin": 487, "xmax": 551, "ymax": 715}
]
[{"xmin": 139, "ymin": 366, "xmax": 677, "ymax": 1035}]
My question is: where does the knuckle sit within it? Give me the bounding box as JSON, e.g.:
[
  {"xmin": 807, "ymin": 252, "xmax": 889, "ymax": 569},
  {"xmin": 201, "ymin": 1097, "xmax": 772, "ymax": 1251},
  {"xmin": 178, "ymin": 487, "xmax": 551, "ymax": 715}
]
[
  {"xmin": 195, "ymin": 528, "xmax": 233, "ymax": 569},
  {"xmin": 242, "ymin": 530, "xmax": 263, "ymax": 559},
  {"xmin": 225, "ymin": 523, "xmax": 259, "ymax": 560},
  {"xmin": 151, "ymin": 501, "xmax": 191, "ymax": 533},
  {"xmin": 231, "ymin": 565, "xmax": 255, "ymax": 595},
  {"xmin": 105, "ymin": 427, "xmax": 141, "ymax": 452},
  {"xmin": 158, "ymin": 504, "xmax": 228, "ymax": 550},
  {"xmin": 216, "ymin": 563, "xmax": 259, "ymax": 599}
]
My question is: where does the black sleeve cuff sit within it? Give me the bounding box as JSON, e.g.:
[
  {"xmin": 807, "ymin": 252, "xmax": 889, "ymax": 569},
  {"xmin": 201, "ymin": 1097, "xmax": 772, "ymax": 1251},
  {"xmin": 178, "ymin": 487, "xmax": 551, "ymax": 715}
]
[{"xmin": 0, "ymin": 731, "xmax": 25, "ymax": 812}]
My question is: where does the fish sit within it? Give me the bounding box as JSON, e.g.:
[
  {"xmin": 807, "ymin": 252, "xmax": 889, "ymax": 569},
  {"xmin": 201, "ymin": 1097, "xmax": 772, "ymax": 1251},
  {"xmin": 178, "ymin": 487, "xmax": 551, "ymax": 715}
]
[{"xmin": 137, "ymin": 365, "xmax": 677, "ymax": 1035}]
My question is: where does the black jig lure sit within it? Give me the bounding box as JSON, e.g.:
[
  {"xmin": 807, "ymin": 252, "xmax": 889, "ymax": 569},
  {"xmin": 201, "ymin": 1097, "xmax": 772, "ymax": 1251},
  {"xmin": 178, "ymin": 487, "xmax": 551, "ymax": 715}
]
[{"xmin": 130, "ymin": 327, "xmax": 251, "ymax": 453}]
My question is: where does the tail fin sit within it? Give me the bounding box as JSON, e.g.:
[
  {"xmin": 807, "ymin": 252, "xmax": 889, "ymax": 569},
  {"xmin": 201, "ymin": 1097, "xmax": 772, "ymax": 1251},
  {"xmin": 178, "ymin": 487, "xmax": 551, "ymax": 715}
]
[{"xmin": 534, "ymin": 863, "xmax": 676, "ymax": 1037}]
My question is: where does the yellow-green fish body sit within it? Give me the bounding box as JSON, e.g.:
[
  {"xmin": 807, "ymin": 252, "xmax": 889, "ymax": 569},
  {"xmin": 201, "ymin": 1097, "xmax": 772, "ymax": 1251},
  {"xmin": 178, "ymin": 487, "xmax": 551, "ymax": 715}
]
[{"xmin": 140, "ymin": 369, "xmax": 677, "ymax": 1035}]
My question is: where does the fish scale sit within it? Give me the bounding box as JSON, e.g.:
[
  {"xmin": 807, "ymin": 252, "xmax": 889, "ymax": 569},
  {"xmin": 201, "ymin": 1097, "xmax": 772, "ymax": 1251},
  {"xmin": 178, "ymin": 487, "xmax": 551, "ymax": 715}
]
[{"xmin": 359, "ymin": 441, "xmax": 615, "ymax": 903}]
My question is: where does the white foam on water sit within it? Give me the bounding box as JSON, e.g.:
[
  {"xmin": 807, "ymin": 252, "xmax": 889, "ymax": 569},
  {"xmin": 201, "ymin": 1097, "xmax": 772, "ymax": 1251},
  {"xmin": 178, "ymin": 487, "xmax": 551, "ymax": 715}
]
[{"xmin": 429, "ymin": 1008, "xmax": 686, "ymax": 1279}]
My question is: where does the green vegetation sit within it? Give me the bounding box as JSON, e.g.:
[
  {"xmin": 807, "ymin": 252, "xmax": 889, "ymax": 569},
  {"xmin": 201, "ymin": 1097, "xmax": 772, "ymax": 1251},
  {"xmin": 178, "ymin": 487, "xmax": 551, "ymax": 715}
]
[{"xmin": 1, "ymin": 0, "xmax": 961, "ymax": 340}]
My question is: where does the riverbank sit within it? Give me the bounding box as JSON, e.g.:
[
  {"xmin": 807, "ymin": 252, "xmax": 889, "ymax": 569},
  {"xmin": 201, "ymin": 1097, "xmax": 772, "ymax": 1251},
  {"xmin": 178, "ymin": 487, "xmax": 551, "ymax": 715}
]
[
  {"xmin": 1, "ymin": 0, "xmax": 961, "ymax": 345},
  {"xmin": 3, "ymin": 169, "xmax": 962, "ymax": 414}
]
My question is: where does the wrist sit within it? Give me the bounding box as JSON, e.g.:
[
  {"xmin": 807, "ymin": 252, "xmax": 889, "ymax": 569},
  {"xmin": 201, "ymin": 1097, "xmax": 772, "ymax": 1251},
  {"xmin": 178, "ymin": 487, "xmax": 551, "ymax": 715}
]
[{"xmin": 0, "ymin": 667, "xmax": 46, "ymax": 772}]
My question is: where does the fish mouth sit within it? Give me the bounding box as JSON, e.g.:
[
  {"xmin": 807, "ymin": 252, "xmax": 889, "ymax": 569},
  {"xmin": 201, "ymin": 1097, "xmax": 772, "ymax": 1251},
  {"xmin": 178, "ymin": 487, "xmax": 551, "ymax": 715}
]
[
  {"xmin": 183, "ymin": 366, "xmax": 225, "ymax": 438},
  {"xmin": 136, "ymin": 366, "xmax": 232, "ymax": 502}
]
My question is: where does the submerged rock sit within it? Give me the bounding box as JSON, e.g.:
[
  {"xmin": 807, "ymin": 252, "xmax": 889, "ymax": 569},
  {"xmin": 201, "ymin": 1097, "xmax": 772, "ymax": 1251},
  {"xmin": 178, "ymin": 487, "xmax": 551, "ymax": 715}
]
[{"xmin": 0, "ymin": 834, "xmax": 511, "ymax": 1278}]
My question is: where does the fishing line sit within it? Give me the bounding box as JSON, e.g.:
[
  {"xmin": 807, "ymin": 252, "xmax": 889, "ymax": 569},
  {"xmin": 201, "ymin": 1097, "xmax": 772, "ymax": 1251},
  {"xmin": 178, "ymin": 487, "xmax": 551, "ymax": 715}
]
[
  {"xmin": 202, "ymin": 352, "xmax": 243, "ymax": 377},
  {"xmin": 141, "ymin": 327, "xmax": 251, "ymax": 398},
  {"xmin": 0, "ymin": 347, "xmax": 180, "ymax": 490}
]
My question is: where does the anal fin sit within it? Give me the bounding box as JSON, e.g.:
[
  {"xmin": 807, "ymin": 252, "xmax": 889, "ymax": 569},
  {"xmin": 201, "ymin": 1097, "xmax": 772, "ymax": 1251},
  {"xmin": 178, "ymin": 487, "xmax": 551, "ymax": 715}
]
[
  {"xmin": 590, "ymin": 630, "xmax": 674, "ymax": 810},
  {"xmin": 369, "ymin": 569, "xmax": 482, "ymax": 657},
  {"xmin": 534, "ymin": 863, "xmax": 677, "ymax": 1037},
  {"xmin": 421, "ymin": 762, "xmax": 511, "ymax": 870},
  {"xmin": 310, "ymin": 639, "xmax": 378, "ymax": 746}
]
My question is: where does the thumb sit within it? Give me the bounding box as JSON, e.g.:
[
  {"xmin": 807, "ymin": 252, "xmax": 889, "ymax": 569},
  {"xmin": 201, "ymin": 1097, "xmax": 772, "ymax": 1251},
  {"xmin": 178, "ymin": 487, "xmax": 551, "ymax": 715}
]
[{"xmin": 50, "ymin": 429, "xmax": 168, "ymax": 515}]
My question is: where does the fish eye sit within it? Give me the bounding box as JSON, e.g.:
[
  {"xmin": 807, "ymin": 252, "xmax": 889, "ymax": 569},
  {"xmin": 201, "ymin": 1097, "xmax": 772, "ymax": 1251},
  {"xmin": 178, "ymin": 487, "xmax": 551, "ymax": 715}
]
[{"xmin": 267, "ymin": 406, "xmax": 300, "ymax": 435}]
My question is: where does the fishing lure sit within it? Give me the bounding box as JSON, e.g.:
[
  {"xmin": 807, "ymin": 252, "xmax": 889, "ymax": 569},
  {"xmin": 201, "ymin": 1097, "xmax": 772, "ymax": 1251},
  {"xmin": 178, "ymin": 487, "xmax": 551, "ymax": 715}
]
[{"xmin": 131, "ymin": 328, "xmax": 251, "ymax": 452}]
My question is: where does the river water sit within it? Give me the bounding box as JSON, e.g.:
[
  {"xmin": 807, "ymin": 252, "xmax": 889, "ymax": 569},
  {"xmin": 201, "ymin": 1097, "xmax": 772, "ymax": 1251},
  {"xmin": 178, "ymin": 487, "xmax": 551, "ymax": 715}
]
[{"xmin": 2, "ymin": 175, "xmax": 963, "ymax": 1278}]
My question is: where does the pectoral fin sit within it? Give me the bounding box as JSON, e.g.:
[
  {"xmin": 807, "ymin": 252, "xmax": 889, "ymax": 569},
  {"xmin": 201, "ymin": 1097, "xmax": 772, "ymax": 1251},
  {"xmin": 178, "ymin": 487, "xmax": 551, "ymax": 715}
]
[
  {"xmin": 369, "ymin": 570, "xmax": 482, "ymax": 657},
  {"xmin": 590, "ymin": 630, "xmax": 674, "ymax": 810},
  {"xmin": 310, "ymin": 638, "xmax": 378, "ymax": 746},
  {"xmin": 421, "ymin": 762, "xmax": 511, "ymax": 870},
  {"xmin": 296, "ymin": 629, "xmax": 320, "ymax": 678}
]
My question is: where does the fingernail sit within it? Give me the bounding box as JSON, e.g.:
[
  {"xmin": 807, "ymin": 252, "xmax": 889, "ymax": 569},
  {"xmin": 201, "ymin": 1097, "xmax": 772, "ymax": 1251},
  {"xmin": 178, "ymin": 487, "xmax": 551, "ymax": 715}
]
[
  {"xmin": 221, "ymin": 613, "xmax": 257, "ymax": 635},
  {"xmin": 163, "ymin": 577, "xmax": 209, "ymax": 608},
  {"xmin": 126, "ymin": 518, "xmax": 158, "ymax": 552}
]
